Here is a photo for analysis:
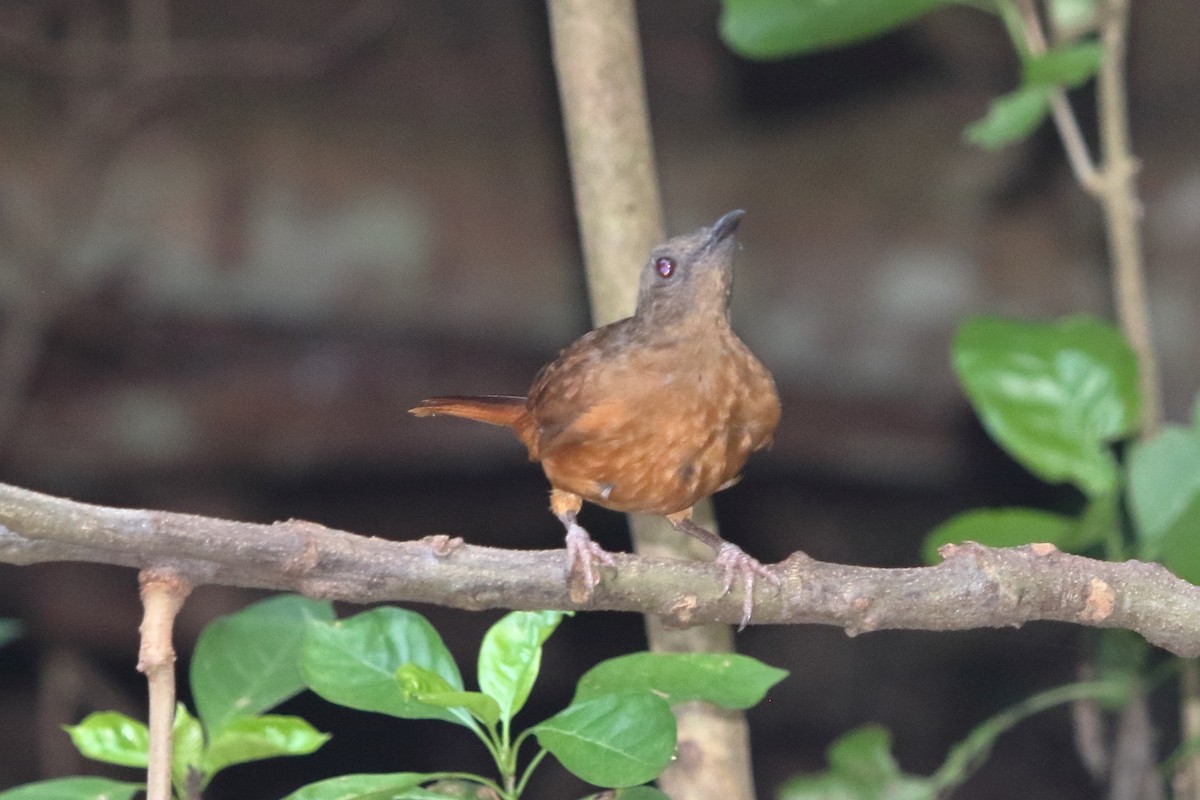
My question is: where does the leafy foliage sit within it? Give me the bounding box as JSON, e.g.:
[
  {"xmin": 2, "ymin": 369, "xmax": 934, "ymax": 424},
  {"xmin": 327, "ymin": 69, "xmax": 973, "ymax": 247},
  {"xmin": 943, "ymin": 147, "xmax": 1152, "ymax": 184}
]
[
  {"xmin": 28, "ymin": 596, "xmax": 334, "ymax": 799},
  {"xmin": 7, "ymin": 596, "xmax": 785, "ymax": 800},
  {"xmin": 533, "ymin": 692, "xmax": 677, "ymax": 787},
  {"xmin": 478, "ymin": 609, "xmax": 565, "ymax": 724},
  {"xmin": 720, "ymin": 0, "xmax": 1103, "ymax": 152},
  {"xmin": 1022, "ymin": 41, "xmax": 1103, "ymax": 88},
  {"xmin": 295, "ymin": 608, "xmax": 788, "ymax": 798},
  {"xmin": 1128, "ymin": 425, "xmax": 1200, "ymax": 581},
  {"xmin": 967, "ymin": 41, "xmax": 1104, "ymax": 149},
  {"xmin": 781, "ymin": 682, "xmax": 1127, "ymax": 799},
  {"xmin": 779, "ymin": 725, "xmax": 936, "ymax": 800},
  {"xmin": 921, "ymin": 306, "xmax": 1200, "ymax": 793},
  {"xmin": 575, "ymin": 652, "xmax": 788, "ymax": 709},
  {"xmin": 922, "ymin": 507, "xmax": 1084, "ymax": 564},
  {"xmin": 63, "ymin": 712, "xmax": 151, "ymax": 768},
  {"xmin": 952, "ymin": 315, "xmax": 1139, "ymax": 497},
  {"xmin": 202, "ymin": 714, "xmax": 329, "ymax": 775},
  {"xmin": 927, "ymin": 315, "xmax": 1152, "ymax": 562},
  {"xmin": 964, "ymin": 86, "xmax": 1054, "ymax": 150},
  {"xmin": 278, "ymin": 772, "xmax": 433, "ymax": 800},
  {"xmin": 720, "ymin": 0, "xmax": 957, "ymax": 59},
  {"xmin": 926, "ymin": 317, "xmax": 1161, "ymax": 569},
  {"xmin": 0, "ymin": 778, "xmax": 144, "ymax": 800},
  {"xmin": 928, "ymin": 312, "xmax": 1200, "ymax": 587},
  {"xmin": 192, "ymin": 593, "xmax": 334, "ymax": 733},
  {"xmin": 300, "ymin": 607, "xmax": 471, "ymax": 727}
]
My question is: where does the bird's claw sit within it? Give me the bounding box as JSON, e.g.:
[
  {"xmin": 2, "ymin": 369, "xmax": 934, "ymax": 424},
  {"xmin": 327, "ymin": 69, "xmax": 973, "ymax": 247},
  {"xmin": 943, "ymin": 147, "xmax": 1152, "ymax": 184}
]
[
  {"xmin": 565, "ymin": 523, "xmax": 616, "ymax": 602},
  {"xmin": 714, "ymin": 542, "xmax": 780, "ymax": 631}
]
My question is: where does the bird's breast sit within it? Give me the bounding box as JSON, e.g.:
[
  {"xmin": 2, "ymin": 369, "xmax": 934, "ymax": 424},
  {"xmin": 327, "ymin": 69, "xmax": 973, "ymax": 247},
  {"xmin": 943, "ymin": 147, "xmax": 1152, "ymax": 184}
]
[{"xmin": 535, "ymin": 331, "xmax": 780, "ymax": 515}]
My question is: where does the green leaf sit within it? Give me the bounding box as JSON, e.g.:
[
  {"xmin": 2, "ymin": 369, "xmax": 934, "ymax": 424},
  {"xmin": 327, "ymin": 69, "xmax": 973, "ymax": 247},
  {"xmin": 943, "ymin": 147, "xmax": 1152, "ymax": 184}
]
[
  {"xmin": 279, "ymin": 772, "xmax": 433, "ymax": 800},
  {"xmin": 719, "ymin": 0, "xmax": 957, "ymax": 60},
  {"xmin": 953, "ymin": 315, "xmax": 1140, "ymax": 496},
  {"xmin": 0, "ymin": 778, "xmax": 144, "ymax": 800},
  {"xmin": 575, "ymin": 652, "xmax": 787, "ymax": 710},
  {"xmin": 779, "ymin": 725, "xmax": 936, "ymax": 800},
  {"xmin": 203, "ymin": 715, "xmax": 329, "ymax": 775},
  {"xmin": 778, "ymin": 774, "xmax": 863, "ymax": 800},
  {"xmin": 827, "ymin": 725, "xmax": 901, "ymax": 781},
  {"xmin": 534, "ymin": 693, "xmax": 676, "ymax": 788},
  {"xmin": 964, "ymin": 86, "xmax": 1051, "ymax": 150},
  {"xmin": 63, "ymin": 712, "xmax": 149, "ymax": 768},
  {"xmin": 1022, "ymin": 41, "xmax": 1103, "ymax": 88},
  {"xmin": 192, "ymin": 594, "xmax": 334, "ymax": 734},
  {"xmin": 1047, "ymin": 0, "xmax": 1099, "ymax": 31},
  {"xmin": 478, "ymin": 610, "xmax": 566, "ymax": 723},
  {"xmin": 921, "ymin": 507, "xmax": 1080, "ymax": 563},
  {"xmin": 172, "ymin": 703, "xmax": 205, "ymax": 794},
  {"xmin": 0, "ymin": 618, "xmax": 21, "ymax": 648},
  {"xmin": 300, "ymin": 607, "xmax": 469, "ymax": 726},
  {"xmin": 1097, "ymin": 629, "xmax": 1150, "ymax": 687},
  {"xmin": 1128, "ymin": 426, "xmax": 1200, "ymax": 573},
  {"xmin": 396, "ymin": 663, "xmax": 501, "ymax": 727},
  {"xmin": 1159, "ymin": 528, "xmax": 1200, "ymax": 587}
]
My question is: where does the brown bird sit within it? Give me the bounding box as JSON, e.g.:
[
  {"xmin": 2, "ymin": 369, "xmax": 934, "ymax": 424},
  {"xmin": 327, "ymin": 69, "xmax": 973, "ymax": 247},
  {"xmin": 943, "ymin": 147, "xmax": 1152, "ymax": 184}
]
[{"xmin": 411, "ymin": 209, "xmax": 781, "ymax": 627}]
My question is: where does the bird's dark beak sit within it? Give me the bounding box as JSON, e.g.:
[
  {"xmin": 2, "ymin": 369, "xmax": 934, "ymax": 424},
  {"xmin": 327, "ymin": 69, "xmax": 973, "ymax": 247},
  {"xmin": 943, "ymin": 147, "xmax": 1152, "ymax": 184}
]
[{"xmin": 706, "ymin": 209, "xmax": 745, "ymax": 249}]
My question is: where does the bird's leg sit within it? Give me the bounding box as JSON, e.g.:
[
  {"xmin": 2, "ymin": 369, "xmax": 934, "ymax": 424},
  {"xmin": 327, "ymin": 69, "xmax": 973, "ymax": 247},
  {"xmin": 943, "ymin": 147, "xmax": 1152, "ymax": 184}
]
[
  {"xmin": 551, "ymin": 489, "xmax": 616, "ymax": 603},
  {"xmin": 666, "ymin": 509, "xmax": 780, "ymax": 630}
]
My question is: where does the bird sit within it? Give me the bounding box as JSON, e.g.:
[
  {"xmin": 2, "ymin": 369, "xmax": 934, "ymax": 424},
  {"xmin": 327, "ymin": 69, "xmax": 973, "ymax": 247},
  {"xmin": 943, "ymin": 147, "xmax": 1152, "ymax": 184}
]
[{"xmin": 411, "ymin": 209, "xmax": 781, "ymax": 627}]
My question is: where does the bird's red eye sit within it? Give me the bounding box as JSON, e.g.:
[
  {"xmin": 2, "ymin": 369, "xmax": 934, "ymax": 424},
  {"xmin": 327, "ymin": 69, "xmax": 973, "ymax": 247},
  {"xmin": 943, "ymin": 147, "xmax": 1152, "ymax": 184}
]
[{"xmin": 654, "ymin": 256, "xmax": 676, "ymax": 279}]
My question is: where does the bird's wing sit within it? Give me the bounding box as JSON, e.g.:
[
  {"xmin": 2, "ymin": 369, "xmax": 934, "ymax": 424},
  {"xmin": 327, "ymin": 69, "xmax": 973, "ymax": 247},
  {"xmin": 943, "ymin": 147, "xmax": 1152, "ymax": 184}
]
[{"xmin": 525, "ymin": 323, "xmax": 644, "ymax": 458}]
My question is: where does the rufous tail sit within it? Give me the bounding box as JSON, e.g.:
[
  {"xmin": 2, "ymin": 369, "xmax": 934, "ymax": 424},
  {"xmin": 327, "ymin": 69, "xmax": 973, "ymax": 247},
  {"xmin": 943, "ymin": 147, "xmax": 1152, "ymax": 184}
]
[{"xmin": 409, "ymin": 395, "xmax": 527, "ymax": 428}]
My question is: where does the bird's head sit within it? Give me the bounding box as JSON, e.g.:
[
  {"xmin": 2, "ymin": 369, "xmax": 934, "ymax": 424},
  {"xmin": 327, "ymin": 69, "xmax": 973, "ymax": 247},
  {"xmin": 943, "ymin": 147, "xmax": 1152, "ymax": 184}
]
[{"xmin": 635, "ymin": 209, "xmax": 744, "ymax": 325}]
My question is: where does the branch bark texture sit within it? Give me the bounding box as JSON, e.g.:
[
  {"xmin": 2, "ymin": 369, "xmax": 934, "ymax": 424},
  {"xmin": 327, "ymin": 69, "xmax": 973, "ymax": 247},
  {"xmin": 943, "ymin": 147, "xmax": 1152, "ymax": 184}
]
[
  {"xmin": 3, "ymin": 482, "xmax": 1200, "ymax": 657},
  {"xmin": 137, "ymin": 568, "xmax": 192, "ymax": 800}
]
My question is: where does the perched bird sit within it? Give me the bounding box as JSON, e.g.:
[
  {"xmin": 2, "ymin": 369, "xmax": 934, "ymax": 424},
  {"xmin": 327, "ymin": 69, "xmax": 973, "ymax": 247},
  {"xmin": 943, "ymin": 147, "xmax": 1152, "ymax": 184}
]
[{"xmin": 411, "ymin": 209, "xmax": 781, "ymax": 626}]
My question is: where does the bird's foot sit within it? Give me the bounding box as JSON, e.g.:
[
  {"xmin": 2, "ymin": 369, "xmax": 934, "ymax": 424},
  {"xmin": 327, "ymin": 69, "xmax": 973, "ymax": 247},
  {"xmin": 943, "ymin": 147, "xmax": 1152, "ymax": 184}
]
[
  {"xmin": 564, "ymin": 523, "xmax": 616, "ymax": 603},
  {"xmin": 713, "ymin": 542, "xmax": 781, "ymax": 631}
]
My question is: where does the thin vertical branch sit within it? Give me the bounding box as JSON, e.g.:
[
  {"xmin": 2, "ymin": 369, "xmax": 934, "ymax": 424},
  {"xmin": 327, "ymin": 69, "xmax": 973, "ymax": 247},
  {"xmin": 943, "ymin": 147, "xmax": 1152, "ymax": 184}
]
[
  {"xmin": 137, "ymin": 568, "xmax": 192, "ymax": 800},
  {"xmin": 1178, "ymin": 662, "xmax": 1200, "ymax": 799},
  {"xmin": 1012, "ymin": 0, "xmax": 1102, "ymax": 192},
  {"xmin": 545, "ymin": 0, "xmax": 662, "ymax": 324},
  {"xmin": 1094, "ymin": 0, "xmax": 1160, "ymax": 438},
  {"xmin": 1069, "ymin": 0, "xmax": 1163, "ymax": 795},
  {"xmin": 1015, "ymin": 1, "xmax": 1164, "ymax": 796},
  {"xmin": 544, "ymin": 2, "xmax": 755, "ymax": 798}
]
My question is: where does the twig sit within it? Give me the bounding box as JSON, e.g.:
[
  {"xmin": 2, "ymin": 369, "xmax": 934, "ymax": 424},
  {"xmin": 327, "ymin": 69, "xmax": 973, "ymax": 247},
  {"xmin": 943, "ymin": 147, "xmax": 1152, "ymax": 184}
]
[
  {"xmin": 1108, "ymin": 684, "xmax": 1163, "ymax": 800},
  {"xmin": 1093, "ymin": 0, "xmax": 1160, "ymax": 438},
  {"xmin": 1072, "ymin": 661, "xmax": 1110, "ymax": 781},
  {"xmin": 1013, "ymin": 0, "xmax": 1103, "ymax": 192},
  {"xmin": 1014, "ymin": 2, "xmax": 1165, "ymax": 795},
  {"xmin": 5, "ymin": 483, "xmax": 1200, "ymax": 656},
  {"xmin": 1088, "ymin": 2, "xmax": 1163, "ymax": 793},
  {"xmin": 545, "ymin": 0, "xmax": 663, "ymax": 324},
  {"xmin": 1180, "ymin": 662, "xmax": 1200, "ymax": 799},
  {"xmin": 137, "ymin": 568, "xmax": 192, "ymax": 800}
]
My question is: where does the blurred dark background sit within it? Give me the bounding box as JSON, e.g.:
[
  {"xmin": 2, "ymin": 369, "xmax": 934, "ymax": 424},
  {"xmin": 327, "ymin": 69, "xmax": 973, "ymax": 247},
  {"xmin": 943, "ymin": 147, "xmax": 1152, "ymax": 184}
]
[{"xmin": 0, "ymin": 1, "xmax": 1198, "ymax": 797}]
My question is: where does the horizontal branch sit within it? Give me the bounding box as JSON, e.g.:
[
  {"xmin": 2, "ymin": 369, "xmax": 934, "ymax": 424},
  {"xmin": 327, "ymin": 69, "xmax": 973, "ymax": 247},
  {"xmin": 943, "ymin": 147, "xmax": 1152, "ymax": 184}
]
[{"xmin": 1, "ymin": 481, "xmax": 1199, "ymax": 656}]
